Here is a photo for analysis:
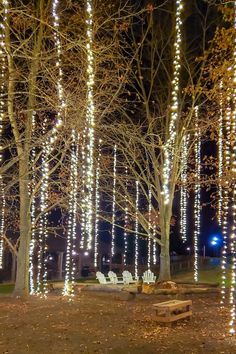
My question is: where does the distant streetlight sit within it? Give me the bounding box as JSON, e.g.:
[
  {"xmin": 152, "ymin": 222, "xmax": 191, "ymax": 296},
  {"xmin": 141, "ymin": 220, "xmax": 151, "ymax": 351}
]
[
  {"xmin": 186, "ymin": 247, "xmax": 191, "ymax": 256},
  {"xmin": 84, "ymin": 251, "xmax": 89, "ymax": 256}
]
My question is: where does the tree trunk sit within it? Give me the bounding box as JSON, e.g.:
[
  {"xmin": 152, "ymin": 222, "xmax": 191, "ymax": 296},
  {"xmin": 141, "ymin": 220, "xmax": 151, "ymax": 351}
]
[
  {"xmin": 13, "ymin": 157, "xmax": 31, "ymax": 297},
  {"xmin": 158, "ymin": 204, "xmax": 171, "ymax": 281}
]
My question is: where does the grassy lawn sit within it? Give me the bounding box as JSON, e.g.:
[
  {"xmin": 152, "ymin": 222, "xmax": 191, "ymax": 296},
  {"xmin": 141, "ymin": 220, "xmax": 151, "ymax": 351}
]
[
  {"xmin": 173, "ymin": 266, "xmax": 232, "ymax": 287},
  {"xmin": 0, "ymin": 283, "xmax": 14, "ymax": 294}
]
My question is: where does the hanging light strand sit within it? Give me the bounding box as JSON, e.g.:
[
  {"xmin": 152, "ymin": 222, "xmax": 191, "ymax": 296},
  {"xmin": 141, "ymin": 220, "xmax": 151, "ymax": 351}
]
[
  {"xmin": 111, "ymin": 145, "xmax": 117, "ymax": 257},
  {"xmin": 63, "ymin": 130, "xmax": 79, "ymax": 297},
  {"xmin": 229, "ymin": 2, "xmax": 236, "ymax": 335},
  {"xmin": 29, "ymin": 112, "xmax": 36, "ymax": 295},
  {"xmin": 194, "ymin": 106, "xmax": 201, "ymax": 282},
  {"xmin": 50, "ymin": 0, "xmax": 64, "ymax": 145},
  {"xmin": 94, "ymin": 140, "xmax": 101, "ymax": 269},
  {"xmin": 80, "ymin": 139, "xmax": 86, "ymax": 248},
  {"xmin": 147, "ymin": 187, "xmax": 152, "ymax": 270},
  {"xmin": 84, "ymin": 0, "xmax": 95, "ymax": 251},
  {"xmin": 163, "ymin": 0, "xmax": 183, "ymax": 204},
  {"xmin": 123, "ymin": 166, "xmax": 129, "ymax": 266},
  {"xmin": 134, "ymin": 181, "xmax": 139, "ymax": 279},
  {"xmin": 221, "ymin": 92, "xmax": 231, "ymax": 305},
  {"xmin": 218, "ymin": 82, "xmax": 223, "ymax": 226},
  {"xmin": 36, "ymin": 122, "xmax": 50, "ymax": 297},
  {"xmin": 180, "ymin": 133, "xmax": 189, "ymax": 243},
  {"xmin": 0, "ymin": 0, "xmax": 8, "ymax": 269}
]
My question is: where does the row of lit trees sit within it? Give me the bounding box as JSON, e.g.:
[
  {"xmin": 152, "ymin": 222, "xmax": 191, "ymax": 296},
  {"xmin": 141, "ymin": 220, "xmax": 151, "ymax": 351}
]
[{"xmin": 0, "ymin": 0, "xmax": 234, "ymax": 297}]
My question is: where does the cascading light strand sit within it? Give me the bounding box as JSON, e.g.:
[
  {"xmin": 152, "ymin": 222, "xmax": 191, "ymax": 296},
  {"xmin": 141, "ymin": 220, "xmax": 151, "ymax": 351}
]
[
  {"xmin": 84, "ymin": 0, "xmax": 95, "ymax": 251},
  {"xmin": 194, "ymin": 106, "xmax": 201, "ymax": 283},
  {"xmin": 29, "ymin": 112, "xmax": 36, "ymax": 295},
  {"xmin": 229, "ymin": 2, "xmax": 236, "ymax": 334},
  {"xmin": 180, "ymin": 133, "xmax": 189, "ymax": 243},
  {"xmin": 80, "ymin": 138, "xmax": 86, "ymax": 248},
  {"xmin": 63, "ymin": 130, "xmax": 79, "ymax": 297},
  {"xmin": 162, "ymin": 0, "xmax": 183, "ymax": 204},
  {"xmin": 218, "ymin": 82, "xmax": 223, "ymax": 226},
  {"xmin": 94, "ymin": 140, "xmax": 101, "ymax": 269},
  {"xmin": 134, "ymin": 181, "xmax": 139, "ymax": 279},
  {"xmin": 51, "ymin": 0, "xmax": 64, "ymax": 145},
  {"xmin": 36, "ymin": 121, "xmax": 50, "ymax": 297},
  {"xmin": 0, "ymin": 0, "xmax": 8, "ymax": 269},
  {"xmin": 111, "ymin": 145, "xmax": 117, "ymax": 257},
  {"xmin": 147, "ymin": 187, "xmax": 152, "ymax": 270},
  {"xmin": 221, "ymin": 91, "xmax": 231, "ymax": 305},
  {"xmin": 123, "ymin": 166, "xmax": 129, "ymax": 266}
]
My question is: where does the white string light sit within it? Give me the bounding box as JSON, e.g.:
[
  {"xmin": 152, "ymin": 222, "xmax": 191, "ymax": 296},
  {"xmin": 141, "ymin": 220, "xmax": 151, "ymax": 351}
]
[
  {"xmin": 180, "ymin": 133, "xmax": 189, "ymax": 243},
  {"xmin": 218, "ymin": 82, "xmax": 223, "ymax": 226},
  {"xmin": 36, "ymin": 121, "xmax": 50, "ymax": 297},
  {"xmin": 0, "ymin": 0, "xmax": 8, "ymax": 270},
  {"xmin": 163, "ymin": 0, "xmax": 183, "ymax": 204},
  {"xmin": 51, "ymin": 0, "xmax": 64, "ymax": 144},
  {"xmin": 147, "ymin": 187, "xmax": 152, "ymax": 270},
  {"xmin": 229, "ymin": 2, "xmax": 236, "ymax": 334},
  {"xmin": 29, "ymin": 112, "xmax": 36, "ymax": 295},
  {"xmin": 194, "ymin": 106, "xmax": 201, "ymax": 282},
  {"xmin": 63, "ymin": 130, "xmax": 79, "ymax": 297},
  {"xmin": 83, "ymin": 0, "xmax": 95, "ymax": 251},
  {"xmin": 80, "ymin": 139, "xmax": 86, "ymax": 248},
  {"xmin": 94, "ymin": 140, "xmax": 101, "ymax": 269},
  {"xmin": 221, "ymin": 92, "xmax": 231, "ymax": 305},
  {"xmin": 152, "ymin": 233, "xmax": 157, "ymax": 265},
  {"xmin": 123, "ymin": 166, "xmax": 129, "ymax": 266},
  {"xmin": 134, "ymin": 181, "xmax": 139, "ymax": 279},
  {"xmin": 111, "ymin": 145, "xmax": 117, "ymax": 257}
]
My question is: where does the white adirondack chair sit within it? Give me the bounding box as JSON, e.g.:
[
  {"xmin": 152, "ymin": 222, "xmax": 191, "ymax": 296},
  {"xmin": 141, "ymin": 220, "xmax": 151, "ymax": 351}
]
[
  {"xmin": 122, "ymin": 270, "xmax": 138, "ymax": 285},
  {"xmin": 142, "ymin": 270, "xmax": 156, "ymax": 284},
  {"xmin": 108, "ymin": 271, "xmax": 124, "ymax": 284},
  {"xmin": 96, "ymin": 271, "xmax": 111, "ymax": 284}
]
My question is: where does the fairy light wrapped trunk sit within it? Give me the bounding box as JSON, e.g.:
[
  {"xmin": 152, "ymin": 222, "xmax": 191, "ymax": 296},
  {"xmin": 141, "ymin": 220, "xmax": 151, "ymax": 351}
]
[{"xmin": 0, "ymin": 0, "xmax": 7, "ymax": 269}]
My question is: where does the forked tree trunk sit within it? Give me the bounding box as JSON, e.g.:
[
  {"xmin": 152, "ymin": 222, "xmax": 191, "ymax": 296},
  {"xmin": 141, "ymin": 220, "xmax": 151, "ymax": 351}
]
[{"xmin": 13, "ymin": 157, "xmax": 31, "ymax": 297}]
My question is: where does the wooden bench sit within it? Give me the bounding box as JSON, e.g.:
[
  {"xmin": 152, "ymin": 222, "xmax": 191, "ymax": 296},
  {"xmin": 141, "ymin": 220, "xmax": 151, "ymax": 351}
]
[{"xmin": 153, "ymin": 299, "xmax": 192, "ymax": 324}]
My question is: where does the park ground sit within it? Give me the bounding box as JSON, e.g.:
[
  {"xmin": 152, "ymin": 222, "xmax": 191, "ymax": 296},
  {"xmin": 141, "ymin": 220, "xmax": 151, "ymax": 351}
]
[{"xmin": 0, "ymin": 268, "xmax": 236, "ymax": 354}]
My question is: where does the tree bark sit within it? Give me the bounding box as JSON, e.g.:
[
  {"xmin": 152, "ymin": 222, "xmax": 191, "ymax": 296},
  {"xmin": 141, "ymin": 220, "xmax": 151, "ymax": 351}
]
[
  {"xmin": 158, "ymin": 202, "xmax": 172, "ymax": 281},
  {"xmin": 13, "ymin": 157, "xmax": 31, "ymax": 297}
]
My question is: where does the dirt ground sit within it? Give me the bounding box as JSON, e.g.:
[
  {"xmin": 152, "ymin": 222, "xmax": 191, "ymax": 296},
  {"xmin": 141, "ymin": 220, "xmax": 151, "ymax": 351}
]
[{"xmin": 0, "ymin": 291, "xmax": 235, "ymax": 354}]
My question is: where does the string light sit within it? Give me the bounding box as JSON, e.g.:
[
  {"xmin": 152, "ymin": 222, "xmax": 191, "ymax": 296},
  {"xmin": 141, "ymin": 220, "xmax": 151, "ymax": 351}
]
[
  {"xmin": 51, "ymin": 0, "xmax": 64, "ymax": 144},
  {"xmin": 229, "ymin": 2, "xmax": 236, "ymax": 334},
  {"xmin": 111, "ymin": 145, "xmax": 117, "ymax": 257},
  {"xmin": 63, "ymin": 130, "xmax": 79, "ymax": 297},
  {"xmin": 152, "ymin": 228, "xmax": 157, "ymax": 265},
  {"xmin": 83, "ymin": 0, "xmax": 95, "ymax": 250},
  {"xmin": 80, "ymin": 139, "xmax": 86, "ymax": 248},
  {"xmin": 123, "ymin": 166, "xmax": 129, "ymax": 266},
  {"xmin": 0, "ymin": 0, "xmax": 8, "ymax": 270},
  {"xmin": 163, "ymin": 0, "xmax": 183, "ymax": 204},
  {"xmin": 221, "ymin": 91, "xmax": 231, "ymax": 305},
  {"xmin": 218, "ymin": 82, "xmax": 223, "ymax": 226},
  {"xmin": 147, "ymin": 187, "xmax": 152, "ymax": 269},
  {"xmin": 29, "ymin": 112, "xmax": 36, "ymax": 295},
  {"xmin": 134, "ymin": 181, "xmax": 139, "ymax": 279},
  {"xmin": 194, "ymin": 106, "xmax": 201, "ymax": 282},
  {"xmin": 36, "ymin": 121, "xmax": 50, "ymax": 297},
  {"xmin": 94, "ymin": 140, "xmax": 101, "ymax": 269},
  {"xmin": 180, "ymin": 133, "xmax": 189, "ymax": 243}
]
